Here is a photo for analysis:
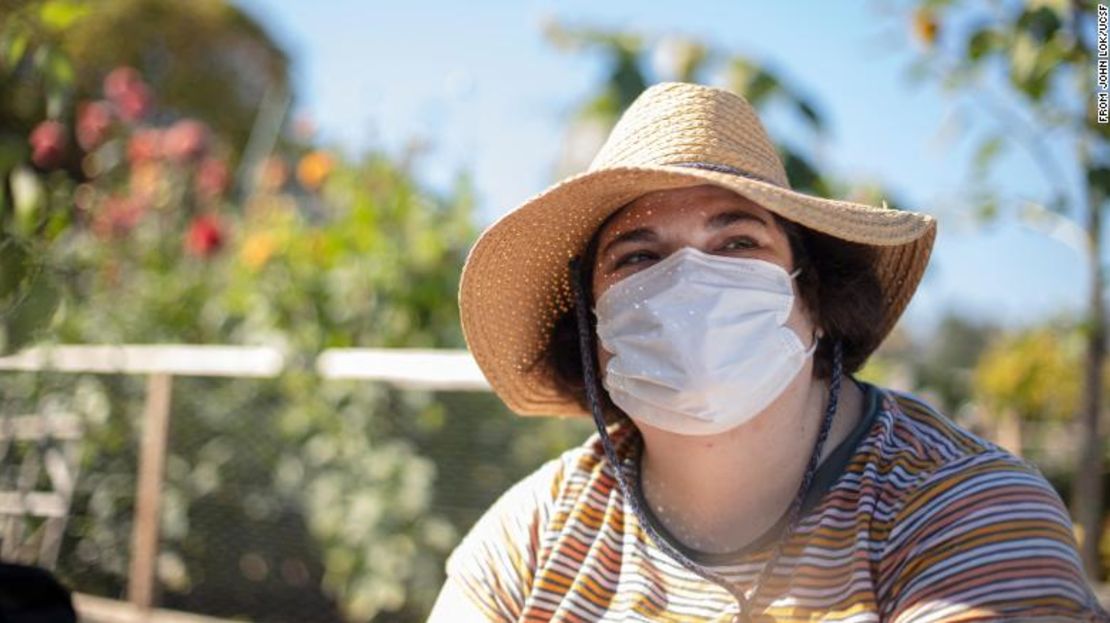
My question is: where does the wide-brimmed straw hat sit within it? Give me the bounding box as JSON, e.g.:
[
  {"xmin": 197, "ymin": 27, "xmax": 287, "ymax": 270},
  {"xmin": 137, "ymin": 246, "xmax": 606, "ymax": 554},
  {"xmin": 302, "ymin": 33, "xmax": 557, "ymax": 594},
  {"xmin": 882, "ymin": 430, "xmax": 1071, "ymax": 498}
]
[{"xmin": 458, "ymin": 81, "xmax": 937, "ymax": 418}]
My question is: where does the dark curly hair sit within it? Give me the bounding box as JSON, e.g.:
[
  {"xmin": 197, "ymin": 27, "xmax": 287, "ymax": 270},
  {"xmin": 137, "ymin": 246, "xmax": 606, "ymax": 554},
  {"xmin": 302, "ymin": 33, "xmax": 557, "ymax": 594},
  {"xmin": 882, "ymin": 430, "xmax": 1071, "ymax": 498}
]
[{"xmin": 534, "ymin": 195, "xmax": 887, "ymax": 426}]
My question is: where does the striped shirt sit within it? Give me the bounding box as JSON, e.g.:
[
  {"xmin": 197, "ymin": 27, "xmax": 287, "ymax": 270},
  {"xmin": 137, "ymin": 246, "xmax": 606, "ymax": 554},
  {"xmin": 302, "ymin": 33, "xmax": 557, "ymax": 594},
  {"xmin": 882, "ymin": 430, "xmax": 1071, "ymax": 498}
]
[{"xmin": 444, "ymin": 377, "xmax": 1109, "ymax": 621}]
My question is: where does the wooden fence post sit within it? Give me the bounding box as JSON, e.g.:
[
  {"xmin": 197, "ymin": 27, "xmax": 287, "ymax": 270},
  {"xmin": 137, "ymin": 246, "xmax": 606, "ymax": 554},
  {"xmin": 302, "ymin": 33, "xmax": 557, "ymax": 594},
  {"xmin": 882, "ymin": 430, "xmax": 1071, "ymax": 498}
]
[{"xmin": 128, "ymin": 373, "xmax": 173, "ymax": 612}]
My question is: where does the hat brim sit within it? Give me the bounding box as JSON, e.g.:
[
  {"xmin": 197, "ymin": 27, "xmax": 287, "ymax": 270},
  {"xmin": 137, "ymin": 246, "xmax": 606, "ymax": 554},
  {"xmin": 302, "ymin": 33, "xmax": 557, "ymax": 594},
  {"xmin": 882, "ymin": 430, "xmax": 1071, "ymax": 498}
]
[{"xmin": 458, "ymin": 164, "xmax": 937, "ymax": 417}]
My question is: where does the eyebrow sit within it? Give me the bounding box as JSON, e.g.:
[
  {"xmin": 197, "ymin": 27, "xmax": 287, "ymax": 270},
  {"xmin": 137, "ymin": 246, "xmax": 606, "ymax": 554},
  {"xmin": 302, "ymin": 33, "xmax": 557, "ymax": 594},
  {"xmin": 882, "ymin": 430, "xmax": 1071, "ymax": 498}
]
[
  {"xmin": 707, "ymin": 209, "xmax": 771, "ymax": 230},
  {"xmin": 599, "ymin": 209, "xmax": 771, "ymax": 258},
  {"xmin": 599, "ymin": 225, "xmax": 657, "ymax": 255}
]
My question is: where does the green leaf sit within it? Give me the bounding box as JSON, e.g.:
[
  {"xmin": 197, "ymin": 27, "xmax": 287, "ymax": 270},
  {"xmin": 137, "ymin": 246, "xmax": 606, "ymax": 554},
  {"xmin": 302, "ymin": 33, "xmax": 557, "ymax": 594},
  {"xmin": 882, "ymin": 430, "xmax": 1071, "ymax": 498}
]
[
  {"xmin": 10, "ymin": 167, "xmax": 44, "ymax": 235},
  {"xmin": 782, "ymin": 150, "xmax": 820, "ymax": 194},
  {"xmin": 746, "ymin": 70, "xmax": 780, "ymax": 107},
  {"xmin": 2, "ymin": 31, "xmax": 29, "ymax": 71},
  {"xmin": 1087, "ymin": 166, "xmax": 1110, "ymax": 199},
  {"xmin": 976, "ymin": 195, "xmax": 999, "ymax": 222},
  {"xmin": 609, "ymin": 48, "xmax": 647, "ymax": 113},
  {"xmin": 0, "ymin": 237, "xmax": 31, "ymax": 301},
  {"xmin": 966, "ymin": 27, "xmax": 998, "ymax": 62},
  {"xmin": 724, "ymin": 57, "xmax": 757, "ymax": 94},
  {"xmin": 0, "ymin": 270, "xmax": 60, "ymax": 354},
  {"xmin": 47, "ymin": 52, "xmax": 74, "ymax": 86},
  {"xmin": 39, "ymin": 0, "xmax": 93, "ymax": 32},
  {"xmin": 793, "ymin": 96, "xmax": 824, "ymax": 133},
  {"xmin": 1008, "ymin": 31, "xmax": 1048, "ymax": 98},
  {"xmin": 972, "ymin": 135, "xmax": 1005, "ymax": 174},
  {"xmin": 1016, "ymin": 6, "xmax": 1062, "ymax": 44}
]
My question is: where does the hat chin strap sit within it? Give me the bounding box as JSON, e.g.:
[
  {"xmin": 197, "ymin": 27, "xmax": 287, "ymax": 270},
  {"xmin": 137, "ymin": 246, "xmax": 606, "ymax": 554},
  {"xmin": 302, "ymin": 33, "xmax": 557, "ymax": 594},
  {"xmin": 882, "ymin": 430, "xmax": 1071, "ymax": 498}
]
[{"xmin": 567, "ymin": 254, "xmax": 844, "ymax": 623}]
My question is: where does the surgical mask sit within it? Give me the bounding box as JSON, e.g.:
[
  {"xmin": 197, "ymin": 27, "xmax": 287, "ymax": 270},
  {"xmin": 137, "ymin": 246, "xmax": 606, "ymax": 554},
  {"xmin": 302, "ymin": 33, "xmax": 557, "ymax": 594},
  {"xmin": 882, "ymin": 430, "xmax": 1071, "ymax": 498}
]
[{"xmin": 593, "ymin": 245, "xmax": 819, "ymax": 436}]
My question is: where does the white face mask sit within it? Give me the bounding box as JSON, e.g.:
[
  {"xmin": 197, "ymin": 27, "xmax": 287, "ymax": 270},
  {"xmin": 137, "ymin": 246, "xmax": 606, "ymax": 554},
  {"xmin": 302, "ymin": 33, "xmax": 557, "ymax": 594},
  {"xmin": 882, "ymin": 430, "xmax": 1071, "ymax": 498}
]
[{"xmin": 593, "ymin": 245, "xmax": 819, "ymax": 436}]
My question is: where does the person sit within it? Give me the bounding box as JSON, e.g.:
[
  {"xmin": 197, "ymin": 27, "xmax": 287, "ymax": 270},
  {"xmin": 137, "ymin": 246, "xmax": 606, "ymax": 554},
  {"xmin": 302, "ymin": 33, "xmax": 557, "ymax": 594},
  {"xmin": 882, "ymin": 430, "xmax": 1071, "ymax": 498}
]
[{"xmin": 429, "ymin": 81, "xmax": 1110, "ymax": 622}]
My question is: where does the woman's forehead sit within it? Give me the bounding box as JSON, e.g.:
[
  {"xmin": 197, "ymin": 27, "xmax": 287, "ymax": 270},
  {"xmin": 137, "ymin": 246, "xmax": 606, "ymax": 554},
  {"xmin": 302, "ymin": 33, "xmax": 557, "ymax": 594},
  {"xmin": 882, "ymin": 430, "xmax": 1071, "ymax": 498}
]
[{"xmin": 601, "ymin": 184, "xmax": 773, "ymax": 234}]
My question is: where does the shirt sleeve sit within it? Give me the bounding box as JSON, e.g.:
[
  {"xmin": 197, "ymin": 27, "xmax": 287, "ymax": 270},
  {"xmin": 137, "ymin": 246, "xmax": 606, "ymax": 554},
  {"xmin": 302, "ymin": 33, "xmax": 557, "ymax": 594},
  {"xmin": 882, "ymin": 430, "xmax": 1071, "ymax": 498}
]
[
  {"xmin": 443, "ymin": 454, "xmax": 566, "ymax": 622},
  {"xmin": 879, "ymin": 452, "xmax": 1110, "ymax": 622}
]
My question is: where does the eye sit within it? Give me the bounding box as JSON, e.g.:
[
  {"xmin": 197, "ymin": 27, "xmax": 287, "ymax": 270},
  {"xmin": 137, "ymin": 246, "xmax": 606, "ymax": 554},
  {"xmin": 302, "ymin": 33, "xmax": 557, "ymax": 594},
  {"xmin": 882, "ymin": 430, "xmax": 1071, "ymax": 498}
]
[
  {"xmin": 613, "ymin": 250, "xmax": 656, "ymax": 270},
  {"xmin": 718, "ymin": 236, "xmax": 758, "ymax": 252}
]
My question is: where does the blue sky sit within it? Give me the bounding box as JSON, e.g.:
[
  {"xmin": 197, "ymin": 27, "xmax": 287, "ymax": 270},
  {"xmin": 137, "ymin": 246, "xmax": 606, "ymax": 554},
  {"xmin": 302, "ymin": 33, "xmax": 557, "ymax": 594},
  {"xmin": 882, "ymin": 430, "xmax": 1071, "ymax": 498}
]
[{"xmin": 234, "ymin": 0, "xmax": 1106, "ymax": 344}]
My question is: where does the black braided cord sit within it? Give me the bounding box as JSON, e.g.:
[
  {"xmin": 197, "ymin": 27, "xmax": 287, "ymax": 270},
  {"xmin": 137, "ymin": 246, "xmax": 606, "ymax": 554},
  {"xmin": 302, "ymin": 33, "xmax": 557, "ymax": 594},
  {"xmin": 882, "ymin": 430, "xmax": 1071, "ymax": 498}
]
[{"xmin": 568, "ymin": 255, "xmax": 844, "ymax": 623}]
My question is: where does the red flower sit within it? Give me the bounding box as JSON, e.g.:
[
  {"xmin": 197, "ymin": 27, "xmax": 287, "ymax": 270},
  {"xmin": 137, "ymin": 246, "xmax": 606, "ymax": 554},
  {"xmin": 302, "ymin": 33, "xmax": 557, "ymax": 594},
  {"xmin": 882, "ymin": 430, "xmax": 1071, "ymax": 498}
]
[
  {"xmin": 77, "ymin": 101, "xmax": 113, "ymax": 151},
  {"xmin": 185, "ymin": 214, "xmax": 224, "ymax": 258},
  {"xmin": 29, "ymin": 120, "xmax": 67, "ymax": 169},
  {"xmin": 195, "ymin": 157, "xmax": 230, "ymax": 201},
  {"xmin": 163, "ymin": 119, "xmax": 209, "ymax": 163},
  {"xmin": 103, "ymin": 67, "xmax": 151, "ymax": 122},
  {"xmin": 127, "ymin": 129, "xmax": 163, "ymax": 164}
]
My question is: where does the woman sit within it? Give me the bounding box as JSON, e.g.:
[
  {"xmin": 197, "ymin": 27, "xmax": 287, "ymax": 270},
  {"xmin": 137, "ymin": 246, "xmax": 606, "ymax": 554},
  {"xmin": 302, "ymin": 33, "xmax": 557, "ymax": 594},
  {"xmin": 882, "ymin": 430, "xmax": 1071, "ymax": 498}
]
[{"xmin": 430, "ymin": 82, "xmax": 1109, "ymax": 622}]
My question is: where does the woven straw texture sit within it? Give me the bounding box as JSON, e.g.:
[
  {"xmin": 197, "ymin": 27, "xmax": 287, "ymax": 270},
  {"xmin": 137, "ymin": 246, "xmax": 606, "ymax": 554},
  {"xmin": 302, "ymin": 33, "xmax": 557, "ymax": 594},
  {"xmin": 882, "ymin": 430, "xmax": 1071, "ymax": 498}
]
[{"xmin": 458, "ymin": 81, "xmax": 937, "ymax": 418}]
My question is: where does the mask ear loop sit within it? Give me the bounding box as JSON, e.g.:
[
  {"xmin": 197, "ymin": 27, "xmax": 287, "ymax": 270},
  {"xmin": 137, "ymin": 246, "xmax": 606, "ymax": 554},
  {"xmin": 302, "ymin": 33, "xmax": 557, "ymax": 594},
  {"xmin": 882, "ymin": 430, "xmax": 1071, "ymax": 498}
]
[
  {"xmin": 789, "ymin": 264, "xmax": 820, "ymax": 357},
  {"xmin": 566, "ymin": 254, "xmax": 844, "ymax": 623},
  {"xmin": 804, "ymin": 328, "xmax": 821, "ymax": 357}
]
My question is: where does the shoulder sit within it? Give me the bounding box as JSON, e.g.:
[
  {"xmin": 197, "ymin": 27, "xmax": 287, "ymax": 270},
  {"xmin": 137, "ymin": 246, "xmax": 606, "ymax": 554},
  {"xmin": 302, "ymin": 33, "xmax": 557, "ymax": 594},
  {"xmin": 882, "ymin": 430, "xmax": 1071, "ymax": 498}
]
[
  {"xmin": 441, "ymin": 422, "xmax": 634, "ymax": 620},
  {"xmin": 873, "ymin": 386, "xmax": 1074, "ymax": 552},
  {"xmin": 868, "ymin": 387, "xmax": 1106, "ymax": 620},
  {"xmin": 872, "ymin": 385, "xmax": 1017, "ymax": 470},
  {"xmin": 854, "ymin": 385, "xmax": 1054, "ymax": 507},
  {"xmin": 447, "ymin": 417, "xmax": 636, "ymax": 566}
]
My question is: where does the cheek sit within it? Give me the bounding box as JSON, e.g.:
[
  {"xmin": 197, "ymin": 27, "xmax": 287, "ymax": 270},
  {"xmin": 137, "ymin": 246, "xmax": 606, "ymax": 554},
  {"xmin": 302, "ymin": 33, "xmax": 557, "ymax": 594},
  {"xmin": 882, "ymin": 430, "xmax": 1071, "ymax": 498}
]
[
  {"xmin": 784, "ymin": 287, "xmax": 816, "ymax": 339},
  {"xmin": 597, "ymin": 341, "xmax": 613, "ymax": 374},
  {"xmin": 591, "ymin": 277, "xmax": 609, "ymax": 305}
]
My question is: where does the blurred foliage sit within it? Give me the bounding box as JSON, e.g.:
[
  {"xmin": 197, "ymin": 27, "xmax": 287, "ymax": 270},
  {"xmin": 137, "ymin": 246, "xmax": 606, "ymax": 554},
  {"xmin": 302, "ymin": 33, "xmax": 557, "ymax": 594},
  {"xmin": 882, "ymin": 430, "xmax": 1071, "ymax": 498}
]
[
  {"xmin": 902, "ymin": 0, "xmax": 1109, "ymax": 578},
  {"xmin": 971, "ymin": 323, "xmax": 1110, "ymax": 466},
  {"xmin": 0, "ymin": 0, "xmax": 291, "ymax": 354},
  {"xmin": 974, "ymin": 324, "xmax": 1087, "ymax": 426},
  {"xmin": 0, "ymin": 0, "xmax": 289, "ymax": 165},
  {"xmin": 912, "ymin": 314, "xmax": 1001, "ymax": 415},
  {"xmin": 0, "ymin": 4, "xmax": 594, "ymax": 620},
  {"xmin": 541, "ymin": 16, "xmax": 908, "ymax": 213},
  {"xmin": 904, "ymin": 0, "xmax": 1106, "ymax": 220}
]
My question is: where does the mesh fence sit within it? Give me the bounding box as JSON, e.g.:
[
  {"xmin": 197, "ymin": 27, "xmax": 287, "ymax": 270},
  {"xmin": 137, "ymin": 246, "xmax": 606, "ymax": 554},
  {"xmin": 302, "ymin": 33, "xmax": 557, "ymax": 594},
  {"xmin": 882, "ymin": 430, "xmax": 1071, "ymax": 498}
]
[
  {"xmin": 0, "ymin": 366, "xmax": 595, "ymax": 622},
  {"xmin": 2, "ymin": 361, "xmax": 1103, "ymax": 620}
]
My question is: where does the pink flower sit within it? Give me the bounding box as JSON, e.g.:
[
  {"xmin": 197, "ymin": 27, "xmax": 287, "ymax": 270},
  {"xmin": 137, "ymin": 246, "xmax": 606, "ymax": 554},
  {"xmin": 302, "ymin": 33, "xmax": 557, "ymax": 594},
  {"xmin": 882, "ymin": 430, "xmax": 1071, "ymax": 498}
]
[
  {"xmin": 77, "ymin": 101, "xmax": 113, "ymax": 151},
  {"xmin": 163, "ymin": 119, "xmax": 209, "ymax": 163},
  {"xmin": 195, "ymin": 157, "xmax": 230, "ymax": 201},
  {"xmin": 103, "ymin": 67, "xmax": 151, "ymax": 122},
  {"xmin": 127, "ymin": 129, "xmax": 163, "ymax": 164},
  {"xmin": 92, "ymin": 194, "xmax": 144, "ymax": 239},
  {"xmin": 29, "ymin": 120, "xmax": 67, "ymax": 169},
  {"xmin": 185, "ymin": 214, "xmax": 224, "ymax": 258}
]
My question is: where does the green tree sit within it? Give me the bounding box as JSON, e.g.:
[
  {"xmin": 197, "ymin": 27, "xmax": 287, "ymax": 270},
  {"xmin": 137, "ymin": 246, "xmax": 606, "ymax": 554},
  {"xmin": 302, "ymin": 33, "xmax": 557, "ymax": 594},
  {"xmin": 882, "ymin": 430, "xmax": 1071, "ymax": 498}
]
[
  {"xmin": 0, "ymin": 0, "xmax": 290, "ymax": 355},
  {"xmin": 973, "ymin": 324, "xmax": 1084, "ymax": 458},
  {"xmin": 0, "ymin": 0, "xmax": 289, "ymax": 167},
  {"xmin": 913, "ymin": 312, "xmax": 1003, "ymax": 415},
  {"xmin": 542, "ymin": 17, "xmax": 922, "ymax": 230},
  {"xmin": 899, "ymin": 0, "xmax": 1108, "ymax": 577},
  {"xmin": 1, "ymin": 44, "xmax": 593, "ymax": 618}
]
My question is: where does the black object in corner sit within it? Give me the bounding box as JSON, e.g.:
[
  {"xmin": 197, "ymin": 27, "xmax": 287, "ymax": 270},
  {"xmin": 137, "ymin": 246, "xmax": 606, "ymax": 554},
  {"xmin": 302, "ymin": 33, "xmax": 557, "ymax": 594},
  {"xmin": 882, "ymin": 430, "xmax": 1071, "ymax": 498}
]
[{"xmin": 0, "ymin": 563, "xmax": 77, "ymax": 623}]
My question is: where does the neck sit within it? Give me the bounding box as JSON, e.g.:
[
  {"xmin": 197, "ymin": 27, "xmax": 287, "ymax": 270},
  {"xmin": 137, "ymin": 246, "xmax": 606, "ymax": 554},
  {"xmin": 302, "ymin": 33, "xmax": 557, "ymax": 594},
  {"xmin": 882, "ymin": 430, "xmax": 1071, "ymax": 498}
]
[{"xmin": 635, "ymin": 370, "xmax": 864, "ymax": 554}]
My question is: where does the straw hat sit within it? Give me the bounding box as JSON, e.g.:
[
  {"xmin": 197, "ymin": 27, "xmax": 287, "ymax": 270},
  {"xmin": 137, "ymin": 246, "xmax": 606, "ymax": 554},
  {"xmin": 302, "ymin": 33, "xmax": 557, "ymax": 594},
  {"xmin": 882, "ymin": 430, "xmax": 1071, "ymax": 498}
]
[{"xmin": 458, "ymin": 81, "xmax": 937, "ymax": 418}]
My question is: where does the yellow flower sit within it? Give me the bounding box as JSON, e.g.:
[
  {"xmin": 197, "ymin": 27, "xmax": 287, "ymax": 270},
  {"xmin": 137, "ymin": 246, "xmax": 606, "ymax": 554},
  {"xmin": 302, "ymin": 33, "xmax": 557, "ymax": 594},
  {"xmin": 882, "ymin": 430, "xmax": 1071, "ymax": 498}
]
[
  {"xmin": 240, "ymin": 231, "xmax": 277, "ymax": 270},
  {"xmin": 297, "ymin": 151, "xmax": 334, "ymax": 190}
]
